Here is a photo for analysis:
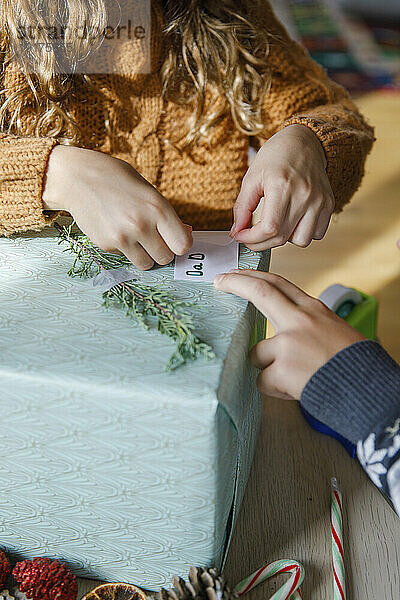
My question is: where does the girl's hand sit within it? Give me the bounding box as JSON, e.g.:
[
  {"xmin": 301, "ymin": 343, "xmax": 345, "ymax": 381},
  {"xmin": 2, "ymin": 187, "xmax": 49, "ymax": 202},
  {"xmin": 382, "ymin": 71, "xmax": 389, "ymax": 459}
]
[
  {"xmin": 213, "ymin": 269, "xmax": 364, "ymax": 400},
  {"xmin": 43, "ymin": 145, "xmax": 193, "ymax": 270},
  {"xmin": 231, "ymin": 124, "xmax": 335, "ymax": 250}
]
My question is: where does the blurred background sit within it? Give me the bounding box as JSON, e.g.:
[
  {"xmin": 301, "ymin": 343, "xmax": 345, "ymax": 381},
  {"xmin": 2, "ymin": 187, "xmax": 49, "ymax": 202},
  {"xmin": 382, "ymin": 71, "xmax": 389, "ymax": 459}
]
[
  {"xmin": 271, "ymin": 0, "xmax": 400, "ymax": 91},
  {"xmin": 269, "ymin": 0, "xmax": 400, "ymax": 362}
]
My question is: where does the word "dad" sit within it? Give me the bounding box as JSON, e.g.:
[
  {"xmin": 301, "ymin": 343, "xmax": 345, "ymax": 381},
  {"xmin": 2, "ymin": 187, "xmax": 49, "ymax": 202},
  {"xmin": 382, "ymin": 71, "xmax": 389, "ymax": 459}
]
[{"xmin": 185, "ymin": 253, "xmax": 206, "ymax": 277}]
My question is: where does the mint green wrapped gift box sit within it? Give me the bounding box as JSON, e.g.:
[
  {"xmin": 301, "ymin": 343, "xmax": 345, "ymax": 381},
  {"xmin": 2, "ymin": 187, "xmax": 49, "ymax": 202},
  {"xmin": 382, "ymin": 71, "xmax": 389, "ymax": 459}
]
[{"xmin": 0, "ymin": 225, "xmax": 269, "ymax": 589}]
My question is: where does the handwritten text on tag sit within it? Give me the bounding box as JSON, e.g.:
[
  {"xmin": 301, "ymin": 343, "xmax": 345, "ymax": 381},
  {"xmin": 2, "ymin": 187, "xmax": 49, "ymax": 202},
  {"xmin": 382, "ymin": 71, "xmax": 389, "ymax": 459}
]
[{"xmin": 174, "ymin": 232, "xmax": 239, "ymax": 282}]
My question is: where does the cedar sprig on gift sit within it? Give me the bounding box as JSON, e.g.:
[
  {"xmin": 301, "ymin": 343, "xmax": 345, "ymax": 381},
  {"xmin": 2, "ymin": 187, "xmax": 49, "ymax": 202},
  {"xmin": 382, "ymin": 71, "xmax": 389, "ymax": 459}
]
[
  {"xmin": 56, "ymin": 222, "xmax": 133, "ymax": 277},
  {"xmin": 55, "ymin": 222, "xmax": 215, "ymax": 371}
]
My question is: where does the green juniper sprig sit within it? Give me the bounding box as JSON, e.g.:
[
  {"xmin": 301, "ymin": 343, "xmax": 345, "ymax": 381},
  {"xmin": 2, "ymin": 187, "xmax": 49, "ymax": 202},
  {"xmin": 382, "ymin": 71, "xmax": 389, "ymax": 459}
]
[
  {"xmin": 55, "ymin": 222, "xmax": 215, "ymax": 371},
  {"xmin": 55, "ymin": 221, "xmax": 133, "ymax": 277}
]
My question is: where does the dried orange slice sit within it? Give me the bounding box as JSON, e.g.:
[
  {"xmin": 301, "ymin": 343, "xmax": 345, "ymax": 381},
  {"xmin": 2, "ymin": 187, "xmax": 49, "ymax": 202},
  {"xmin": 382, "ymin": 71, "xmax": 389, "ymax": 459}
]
[{"xmin": 81, "ymin": 583, "xmax": 149, "ymax": 600}]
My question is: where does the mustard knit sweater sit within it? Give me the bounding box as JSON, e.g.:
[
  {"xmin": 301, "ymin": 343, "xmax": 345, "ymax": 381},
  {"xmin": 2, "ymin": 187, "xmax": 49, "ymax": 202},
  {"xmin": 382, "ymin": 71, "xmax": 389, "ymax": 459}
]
[{"xmin": 0, "ymin": 1, "xmax": 374, "ymax": 235}]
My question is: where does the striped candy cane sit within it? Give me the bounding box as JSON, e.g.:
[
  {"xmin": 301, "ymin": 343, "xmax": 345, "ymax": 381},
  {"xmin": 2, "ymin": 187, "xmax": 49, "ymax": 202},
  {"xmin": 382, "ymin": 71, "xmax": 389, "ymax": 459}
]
[
  {"xmin": 232, "ymin": 478, "xmax": 346, "ymax": 600},
  {"xmin": 234, "ymin": 559, "xmax": 305, "ymax": 600},
  {"xmin": 331, "ymin": 478, "xmax": 346, "ymax": 600}
]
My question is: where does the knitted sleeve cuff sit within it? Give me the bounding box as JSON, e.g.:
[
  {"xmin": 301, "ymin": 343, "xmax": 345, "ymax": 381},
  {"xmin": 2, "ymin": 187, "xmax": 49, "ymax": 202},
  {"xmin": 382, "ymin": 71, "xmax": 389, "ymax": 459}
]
[
  {"xmin": 0, "ymin": 135, "xmax": 61, "ymax": 236},
  {"xmin": 300, "ymin": 340, "xmax": 400, "ymax": 445},
  {"xmin": 279, "ymin": 114, "xmax": 373, "ymax": 213}
]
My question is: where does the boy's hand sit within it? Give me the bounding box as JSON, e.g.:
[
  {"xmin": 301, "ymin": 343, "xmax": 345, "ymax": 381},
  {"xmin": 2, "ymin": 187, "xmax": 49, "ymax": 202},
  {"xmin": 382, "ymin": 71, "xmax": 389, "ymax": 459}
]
[
  {"xmin": 43, "ymin": 146, "xmax": 193, "ymax": 270},
  {"xmin": 231, "ymin": 124, "xmax": 335, "ymax": 250},
  {"xmin": 213, "ymin": 270, "xmax": 365, "ymax": 400}
]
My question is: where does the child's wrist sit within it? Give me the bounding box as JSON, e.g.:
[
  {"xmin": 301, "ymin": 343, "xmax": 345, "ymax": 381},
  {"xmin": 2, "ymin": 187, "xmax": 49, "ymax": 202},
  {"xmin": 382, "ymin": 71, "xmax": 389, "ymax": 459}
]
[
  {"xmin": 285, "ymin": 124, "xmax": 327, "ymax": 170},
  {"xmin": 42, "ymin": 145, "xmax": 74, "ymax": 211}
]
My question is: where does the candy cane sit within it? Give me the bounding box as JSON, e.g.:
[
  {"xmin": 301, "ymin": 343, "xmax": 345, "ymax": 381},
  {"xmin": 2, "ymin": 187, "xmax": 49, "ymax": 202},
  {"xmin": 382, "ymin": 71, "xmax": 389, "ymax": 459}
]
[
  {"xmin": 234, "ymin": 559, "xmax": 305, "ymax": 600},
  {"xmin": 233, "ymin": 479, "xmax": 347, "ymax": 600},
  {"xmin": 331, "ymin": 478, "xmax": 346, "ymax": 600}
]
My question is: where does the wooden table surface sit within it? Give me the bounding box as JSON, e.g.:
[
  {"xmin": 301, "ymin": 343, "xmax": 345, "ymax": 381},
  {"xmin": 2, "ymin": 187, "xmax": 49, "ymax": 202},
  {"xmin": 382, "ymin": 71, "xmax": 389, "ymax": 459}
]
[
  {"xmin": 77, "ymin": 394, "xmax": 400, "ymax": 599},
  {"xmin": 77, "ymin": 91, "xmax": 400, "ymax": 599}
]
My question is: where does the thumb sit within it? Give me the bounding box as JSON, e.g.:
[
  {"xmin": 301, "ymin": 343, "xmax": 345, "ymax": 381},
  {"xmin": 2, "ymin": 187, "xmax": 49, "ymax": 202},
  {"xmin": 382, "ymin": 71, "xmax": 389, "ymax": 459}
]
[{"xmin": 232, "ymin": 175, "xmax": 264, "ymax": 236}]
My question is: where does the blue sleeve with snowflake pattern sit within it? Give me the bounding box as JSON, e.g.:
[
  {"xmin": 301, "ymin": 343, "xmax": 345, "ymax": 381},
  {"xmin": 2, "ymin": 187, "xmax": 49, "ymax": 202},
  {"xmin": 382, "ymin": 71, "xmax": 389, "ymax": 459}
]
[{"xmin": 300, "ymin": 340, "xmax": 400, "ymax": 516}]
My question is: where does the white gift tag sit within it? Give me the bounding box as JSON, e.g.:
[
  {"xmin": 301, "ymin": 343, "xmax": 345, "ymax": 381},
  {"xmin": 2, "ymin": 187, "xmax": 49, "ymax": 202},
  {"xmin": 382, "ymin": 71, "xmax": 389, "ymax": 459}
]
[{"xmin": 174, "ymin": 232, "xmax": 239, "ymax": 283}]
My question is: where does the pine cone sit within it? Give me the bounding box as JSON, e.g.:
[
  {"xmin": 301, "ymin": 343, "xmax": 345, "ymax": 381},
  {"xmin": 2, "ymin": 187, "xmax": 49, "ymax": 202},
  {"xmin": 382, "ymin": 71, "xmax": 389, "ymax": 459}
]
[
  {"xmin": 12, "ymin": 558, "xmax": 77, "ymax": 600},
  {"xmin": 0, "ymin": 550, "xmax": 11, "ymax": 589},
  {"xmin": 158, "ymin": 567, "xmax": 238, "ymax": 600}
]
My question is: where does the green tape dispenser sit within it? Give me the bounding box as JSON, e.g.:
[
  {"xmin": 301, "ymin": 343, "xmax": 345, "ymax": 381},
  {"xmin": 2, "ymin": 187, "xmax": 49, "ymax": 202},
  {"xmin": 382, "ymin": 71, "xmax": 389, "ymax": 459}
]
[{"xmin": 319, "ymin": 284, "xmax": 378, "ymax": 340}]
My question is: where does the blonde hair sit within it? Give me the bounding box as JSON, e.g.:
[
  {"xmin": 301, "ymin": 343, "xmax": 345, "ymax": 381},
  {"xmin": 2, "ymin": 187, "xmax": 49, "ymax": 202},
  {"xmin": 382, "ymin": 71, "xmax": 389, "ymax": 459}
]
[
  {"xmin": 0, "ymin": 0, "xmax": 272, "ymax": 148},
  {"xmin": 0, "ymin": 0, "xmax": 107, "ymax": 142}
]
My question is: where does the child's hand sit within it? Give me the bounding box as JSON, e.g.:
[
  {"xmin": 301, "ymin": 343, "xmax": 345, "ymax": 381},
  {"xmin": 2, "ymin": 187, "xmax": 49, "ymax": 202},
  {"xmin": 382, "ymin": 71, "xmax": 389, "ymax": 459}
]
[
  {"xmin": 213, "ymin": 269, "xmax": 365, "ymax": 400},
  {"xmin": 231, "ymin": 124, "xmax": 335, "ymax": 250},
  {"xmin": 43, "ymin": 145, "xmax": 193, "ymax": 270}
]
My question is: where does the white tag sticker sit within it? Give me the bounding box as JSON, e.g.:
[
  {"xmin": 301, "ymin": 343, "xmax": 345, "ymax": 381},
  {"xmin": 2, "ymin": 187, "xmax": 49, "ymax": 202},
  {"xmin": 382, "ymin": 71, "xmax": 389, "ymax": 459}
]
[
  {"xmin": 91, "ymin": 267, "xmax": 138, "ymax": 292},
  {"xmin": 70, "ymin": 266, "xmax": 139, "ymax": 295},
  {"xmin": 174, "ymin": 232, "xmax": 239, "ymax": 282}
]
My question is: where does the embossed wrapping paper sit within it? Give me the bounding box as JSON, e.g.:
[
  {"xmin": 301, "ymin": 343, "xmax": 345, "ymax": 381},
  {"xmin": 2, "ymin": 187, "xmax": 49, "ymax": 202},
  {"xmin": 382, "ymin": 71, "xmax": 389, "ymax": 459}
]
[{"xmin": 0, "ymin": 224, "xmax": 270, "ymax": 589}]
